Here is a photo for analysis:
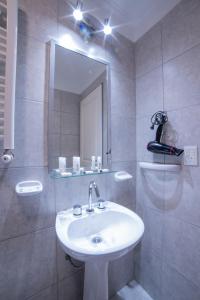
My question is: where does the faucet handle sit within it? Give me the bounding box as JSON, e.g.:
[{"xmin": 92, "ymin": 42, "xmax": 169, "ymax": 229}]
[
  {"xmin": 73, "ymin": 204, "xmax": 82, "ymax": 216},
  {"xmin": 97, "ymin": 199, "xmax": 106, "ymax": 210}
]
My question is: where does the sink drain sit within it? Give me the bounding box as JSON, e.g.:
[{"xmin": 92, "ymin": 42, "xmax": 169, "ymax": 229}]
[{"xmin": 91, "ymin": 236, "xmax": 103, "ymax": 244}]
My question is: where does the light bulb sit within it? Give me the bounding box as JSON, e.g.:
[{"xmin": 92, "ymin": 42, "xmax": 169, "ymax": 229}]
[
  {"xmin": 103, "ymin": 18, "xmax": 112, "ymax": 35},
  {"xmin": 73, "ymin": 8, "xmax": 83, "ymax": 21},
  {"xmin": 103, "ymin": 24, "xmax": 112, "ymax": 35}
]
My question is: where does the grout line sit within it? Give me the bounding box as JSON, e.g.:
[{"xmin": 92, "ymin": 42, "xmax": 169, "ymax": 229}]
[
  {"xmin": 111, "ymin": 113, "xmax": 136, "ymax": 120},
  {"xmin": 16, "ymin": 97, "xmax": 48, "ymax": 103},
  {"xmin": 160, "ymin": 21, "xmax": 165, "ymax": 113},
  {"xmin": 58, "ymin": 268, "xmax": 84, "ymax": 285},
  {"xmin": 163, "ymin": 40, "xmax": 200, "ymax": 65},
  {"xmin": 135, "ymin": 63, "xmax": 163, "ymax": 80},
  {"xmin": 25, "ymin": 283, "xmax": 57, "ymax": 300},
  {"xmin": 135, "ymin": 42, "xmax": 200, "ymax": 82},
  {"xmin": 141, "ymin": 202, "xmax": 200, "ymax": 231},
  {"xmin": 17, "ymin": 32, "xmax": 45, "ymax": 46},
  {"xmin": 18, "ymin": 15, "xmax": 58, "ymax": 43},
  {"xmin": 164, "ymin": 260, "xmax": 200, "ymax": 292},
  {"xmin": 162, "ymin": 212, "xmax": 200, "ymax": 230},
  {"xmin": 160, "ymin": 17, "xmax": 166, "ymax": 170},
  {"xmin": 164, "ymin": 102, "xmax": 200, "ymax": 113},
  {"xmin": 60, "ymin": 133, "xmax": 80, "ymax": 137},
  {"xmin": 55, "ymin": 238, "xmax": 59, "ymax": 300},
  {"xmin": 0, "ymin": 225, "xmax": 55, "ymax": 244},
  {"xmin": 55, "ymin": 4, "xmax": 60, "ymax": 299},
  {"xmin": 136, "ymin": 102, "xmax": 200, "ymax": 119}
]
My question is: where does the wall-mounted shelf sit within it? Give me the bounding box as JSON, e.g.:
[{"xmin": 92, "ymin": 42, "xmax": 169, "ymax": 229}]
[
  {"xmin": 114, "ymin": 171, "xmax": 133, "ymax": 182},
  {"xmin": 139, "ymin": 162, "xmax": 181, "ymax": 172},
  {"xmin": 50, "ymin": 169, "xmax": 116, "ymax": 179}
]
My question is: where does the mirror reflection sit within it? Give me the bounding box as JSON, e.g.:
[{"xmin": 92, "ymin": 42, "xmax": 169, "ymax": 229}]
[{"xmin": 48, "ymin": 43, "xmax": 110, "ymax": 174}]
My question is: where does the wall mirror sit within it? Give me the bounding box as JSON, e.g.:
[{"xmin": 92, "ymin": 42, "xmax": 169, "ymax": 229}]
[{"xmin": 48, "ymin": 41, "xmax": 111, "ymax": 177}]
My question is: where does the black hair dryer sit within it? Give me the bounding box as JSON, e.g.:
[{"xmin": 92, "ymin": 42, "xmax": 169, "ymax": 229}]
[{"xmin": 147, "ymin": 111, "xmax": 184, "ymax": 156}]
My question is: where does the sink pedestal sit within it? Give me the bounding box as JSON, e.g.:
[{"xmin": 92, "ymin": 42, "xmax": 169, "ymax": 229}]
[{"xmin": 83, "ymin": 260, "xmax": 109, "ymax": 300}]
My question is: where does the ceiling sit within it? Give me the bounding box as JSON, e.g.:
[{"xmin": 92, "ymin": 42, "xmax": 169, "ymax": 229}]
[
  {"xmin": 55, "ymin": 45, "xmax": 106, "ymax": 94},
  {"xmin": 70, "ymin": 0, "xmax": 181, "ymax": 42}
]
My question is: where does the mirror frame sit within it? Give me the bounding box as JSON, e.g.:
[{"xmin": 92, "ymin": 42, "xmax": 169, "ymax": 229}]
[{"xmin": 47, "ymin": 39, "xmax": 112, "ymax": 172}]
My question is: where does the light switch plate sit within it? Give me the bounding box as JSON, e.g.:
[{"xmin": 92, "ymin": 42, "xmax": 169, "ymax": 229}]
[{"xmin": 184, "ymin": 146, "xmax": 198, "ymax": 166}]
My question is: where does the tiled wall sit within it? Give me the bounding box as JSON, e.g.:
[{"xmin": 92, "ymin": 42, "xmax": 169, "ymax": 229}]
[
  {"xmin": 49, "ymin": 89, "xmax": 81, "ymax": 169},
  {"xmin": 0, "ymin": 0, "xmax": 136, "ymax": 299},
  {"xmin": 135, "ymin": 0, "xmax": 200, "ymax": 299}
]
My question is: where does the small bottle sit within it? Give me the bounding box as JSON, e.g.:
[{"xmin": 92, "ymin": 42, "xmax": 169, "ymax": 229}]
[
  {"xmin": 59, "ymin": 157, "xmax": 66, "ymax": 173},
  {"xmin": 97, "ymin": 156, "xmax": 102, "ymax": 173},
  {"xmin": 76, "ymin": 157, "xmax": 80, "ymax": 174},
  {"xmin": 91, "ymin": 156, "xmax": 96, "ymax": 171},
  {"xmin": 72, "ymin": 157, "xmax": 77, "ymax": 173},
  {"xmin": 73, "ymin": 157, "xmax": 80, "ymax": 174}
]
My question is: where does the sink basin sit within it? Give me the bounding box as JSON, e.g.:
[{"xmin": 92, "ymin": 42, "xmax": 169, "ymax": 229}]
[{"xmin": 56, "ymin": 201, "xmax": 144, "ymax": 300}]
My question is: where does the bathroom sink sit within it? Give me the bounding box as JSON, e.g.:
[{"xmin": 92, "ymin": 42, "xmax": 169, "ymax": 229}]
[
  {"xmin": 56, "ymin": 201, "xmax": 144, "ymax": 260},
  {"xmin": 56, "ymin": 201, "xmax": 144, "ymax": 300}
]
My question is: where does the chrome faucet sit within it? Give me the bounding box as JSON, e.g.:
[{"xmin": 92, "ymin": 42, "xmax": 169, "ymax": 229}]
[{"xmin": 86, "ymin": 181, "xmax": 100, "ymax": 213}]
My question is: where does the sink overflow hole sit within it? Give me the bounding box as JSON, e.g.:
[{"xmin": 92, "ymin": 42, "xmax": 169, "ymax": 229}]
[{"xmin": 91, "ymin": 236, "xmax": 103, "ymax": 244}]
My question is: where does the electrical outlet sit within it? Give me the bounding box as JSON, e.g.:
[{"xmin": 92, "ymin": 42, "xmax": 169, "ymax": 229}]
[{"xmin": 184, "ymin": 146, "xmax": 198, "ymax": 166}]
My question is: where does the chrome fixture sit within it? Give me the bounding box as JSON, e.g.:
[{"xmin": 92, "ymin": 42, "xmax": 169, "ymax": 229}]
[
  {"xmin": 86, "ymin": 181, "xmax": 100, "ymax": 213},
  {"xmin": 73, "ymin": 204, "xmax": 82, "ymax": 216},
  {"xmin": 72, "ymin": 2, "xmax": 113, "ymax": 36},
  {"xmin": 97, "ymin": 199, "xmax": 106, "ymax": 210},
  {"xmin": 1, "ymin": 149, "xmax": 14, "ymax": 164}
]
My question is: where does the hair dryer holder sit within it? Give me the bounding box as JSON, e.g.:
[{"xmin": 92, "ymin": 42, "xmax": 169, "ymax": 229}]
[{"xmin": 147, "ymin": 111, "xmax": 184, "ymax": 156}]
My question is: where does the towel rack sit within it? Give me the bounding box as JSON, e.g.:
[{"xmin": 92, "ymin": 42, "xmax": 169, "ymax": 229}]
[{"xmin": 0, "ymin": 0, "xmax": 18, "ymax": 162}]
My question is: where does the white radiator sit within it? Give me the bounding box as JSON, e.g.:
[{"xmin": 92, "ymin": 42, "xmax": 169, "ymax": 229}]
[{"xmin": 0, "ymin": 0, "xmax": 18, "ymax": 161}]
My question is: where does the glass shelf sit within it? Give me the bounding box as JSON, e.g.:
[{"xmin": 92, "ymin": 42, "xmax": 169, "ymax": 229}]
[{"xmin": 50, "ymin": 168, "xmax": 116, "ymax": 179}]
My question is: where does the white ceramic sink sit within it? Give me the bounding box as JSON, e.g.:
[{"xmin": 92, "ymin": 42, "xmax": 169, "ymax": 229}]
[{"xmin": 56, "ymin": 201, "xmax": 144, "ymax": 300}]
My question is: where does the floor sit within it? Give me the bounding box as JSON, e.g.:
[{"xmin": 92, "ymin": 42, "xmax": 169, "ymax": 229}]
[{"xmin": 111, "ymin": 280, "xmax": 153, "ymax": 300}]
